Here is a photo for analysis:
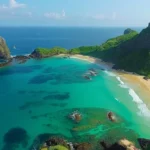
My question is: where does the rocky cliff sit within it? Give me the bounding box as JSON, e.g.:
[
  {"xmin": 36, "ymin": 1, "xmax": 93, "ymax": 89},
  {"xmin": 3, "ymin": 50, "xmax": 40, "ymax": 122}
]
[{"xmin": 0, "ymin": 37, "xmax": 10, "ymax": 60}]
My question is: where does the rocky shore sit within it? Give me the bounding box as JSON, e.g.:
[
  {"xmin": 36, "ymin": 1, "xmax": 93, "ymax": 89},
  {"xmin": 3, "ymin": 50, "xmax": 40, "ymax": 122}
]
[{"xmin": 34, "ymin": 135, "xmax": 150, "ymax": 150}]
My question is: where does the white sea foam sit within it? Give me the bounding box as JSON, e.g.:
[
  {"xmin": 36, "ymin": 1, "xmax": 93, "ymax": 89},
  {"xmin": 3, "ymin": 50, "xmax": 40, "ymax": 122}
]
[
  {"xmin": 11, "ymin": 55, "xmax": 16, "ymax": 58},
  {"xmin": 115, "ymin": 75, "xmax": 150, "ymax": 117},
  {"xmin": 119, "ymin": 84, "xmax": 128, "ymax": 89},
  {"xmin": 104, "ymin": 70, "xmax": 116, "ymax": 77},
  {"xmin": 24, "ymin": 53, "xmax": 30, "ymax": 56},
  {"xmin": 129, "ymin": 88, "xmax": 150, "ymax": 117},
  {"xmin": 116, "ymin": 76, "xmax": 124, "ymax": 85},
  {"xmin": 88, "ymin": 60, "xmax": 150, "ymax": 117},
  {"xmin": 11, "ymin": 54, "xmax": 30, "ymax": 58}
]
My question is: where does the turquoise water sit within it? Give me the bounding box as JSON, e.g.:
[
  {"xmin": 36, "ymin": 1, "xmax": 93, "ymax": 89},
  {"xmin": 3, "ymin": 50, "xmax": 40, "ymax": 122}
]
[{"xmin": 0, "ymin": 57, "xmax": 150, "ymax": 149}]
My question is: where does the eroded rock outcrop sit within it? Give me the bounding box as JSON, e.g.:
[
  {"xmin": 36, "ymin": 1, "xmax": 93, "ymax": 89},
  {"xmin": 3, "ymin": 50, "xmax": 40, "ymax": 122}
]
[{"xmin": 0, "ymin": 37, "xmax": 10, "ymax": 60}]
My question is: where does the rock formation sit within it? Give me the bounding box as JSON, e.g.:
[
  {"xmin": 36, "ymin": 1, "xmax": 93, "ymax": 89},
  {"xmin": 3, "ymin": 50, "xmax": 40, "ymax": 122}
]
[{"xmin": 0, "ymin": 37, "xmax": 10, "ymax": 60}]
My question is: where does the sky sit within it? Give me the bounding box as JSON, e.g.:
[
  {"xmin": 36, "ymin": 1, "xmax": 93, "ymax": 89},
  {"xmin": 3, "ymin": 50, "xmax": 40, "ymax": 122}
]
[{"xmin": 0, "ymin": 0, "xmax": 150, "ymax": 27}]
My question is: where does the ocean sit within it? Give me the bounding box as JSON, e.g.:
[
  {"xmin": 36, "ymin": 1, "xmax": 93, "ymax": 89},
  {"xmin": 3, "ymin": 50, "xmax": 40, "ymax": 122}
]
[
  {"xmin": 0, "ymin": 27, "xmax": 142, "ymax": 55},
  {"xmin": 0, "ymin": 27, "xmax": 149, "ymax": 150}
]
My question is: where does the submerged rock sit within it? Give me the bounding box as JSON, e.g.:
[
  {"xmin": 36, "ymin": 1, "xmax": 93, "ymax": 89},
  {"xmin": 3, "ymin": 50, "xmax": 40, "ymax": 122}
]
[
  {"xmin": 74, "ymin": 142, "xmax": 92, "ymax": 150},
  {"xmin": 138, "ymin": 138, "xmax": 150, "ymax": 150},
  {"xmin": 2, "ymin": 127, "xmax": 29, "ymax": 150},
  {"xmin": 14, "ymin": 55, "xmax": 30, "ymax": 64},
  {"xmin": 100, "ymin": 139, "xmax": 139, "ymax": 150},
  {"xmin": 68, "ymin": 111, "xmax": 82, "ymax": 123}
]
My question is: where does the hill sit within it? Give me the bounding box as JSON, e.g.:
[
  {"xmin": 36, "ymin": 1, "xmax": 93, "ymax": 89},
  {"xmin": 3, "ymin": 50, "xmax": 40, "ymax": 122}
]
[
  {"xmin": 30, "ymin": 47, "xmax": 68, "ymax": 58},
  {"xmin": 71, "ymin": 24, "xmax": 150, "ymax": 77}
]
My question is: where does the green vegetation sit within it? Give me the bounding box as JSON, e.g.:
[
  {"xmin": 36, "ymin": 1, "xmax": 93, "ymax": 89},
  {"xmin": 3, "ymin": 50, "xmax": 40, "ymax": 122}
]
[
  {"xmin": 69, "ymin": 46, "xmax": 100, "ymax": 54},
  {"xmin": 69, "ymin": 29, "xmax": 138, "ymax": 55},
  {"xmin": 31, "ymin": 47, "xmax": 68, "ymax": 58},
  {"xmin": 32, "ymin": 24, "xmax": 150, "ymax": 77},
  {"xmin": 124, "ymin": 28, "xmax": 136, "ymax": 35},
  {"xmin": 49, "ymin": 145, "xmax": 68, "ymax": 150},
  {"xmin": 69, "ymin": 26, "xmax": 150, "ymax": 77},
  {"xmin": 0, "ymin": 37, "xmax": 10, "ymax": 60}
]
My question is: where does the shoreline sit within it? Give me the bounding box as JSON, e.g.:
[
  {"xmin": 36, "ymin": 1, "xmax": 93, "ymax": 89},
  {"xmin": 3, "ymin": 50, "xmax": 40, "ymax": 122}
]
[
  {"xmin": 58, "ymin": 54, "xmax": 114, "ymax": 69},
  {"xmin": 58, "ymin": 54, "xmax": 150, "ymax": 110}
]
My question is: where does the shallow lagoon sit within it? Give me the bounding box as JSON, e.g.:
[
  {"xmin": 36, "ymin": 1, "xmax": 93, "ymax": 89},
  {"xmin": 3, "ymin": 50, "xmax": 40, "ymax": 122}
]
[{"xmin": 0, "ymin": 57, "xmax": 150, "ymax": 150}]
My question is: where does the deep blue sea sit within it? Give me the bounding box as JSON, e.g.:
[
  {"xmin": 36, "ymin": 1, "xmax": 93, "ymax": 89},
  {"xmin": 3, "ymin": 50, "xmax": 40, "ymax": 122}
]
[
  {"xmin": 0, "ymin": 27, "xmax": 142, "ymax": 55},
  {"xmin": 1, "ymin": 27, "xmax": 149, "ymax": 150}
]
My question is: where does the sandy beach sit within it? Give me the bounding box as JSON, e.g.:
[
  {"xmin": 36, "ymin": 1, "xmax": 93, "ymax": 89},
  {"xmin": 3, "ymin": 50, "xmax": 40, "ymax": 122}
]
[
  {"xmin": 118, "ymin": 73, "xmax": 150, "ymax": 108},
  {"xmin": 58, "ymin": 54, "xmax": 114, "ymax": 69},
  {"xmin": 58, "ymin": 54, "xmax": 150, "ymax": 108}
]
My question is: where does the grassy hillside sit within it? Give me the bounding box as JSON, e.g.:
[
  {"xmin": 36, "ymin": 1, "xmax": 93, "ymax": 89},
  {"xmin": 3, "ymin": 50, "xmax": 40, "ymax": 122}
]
[
  {"xmin": 71, "ymin": 25, "xmax": 150, "ymax": 77},
  {"xmin": 69, "ymin": 29, "xmax": 138, "ymax": 55},
  {"xmin": 101, "ymin": 25, "xmax": 150, "ymax": 77},
  {"xmin": 31, "ymin": 47, "xmax": 68, "ymax": 58}
]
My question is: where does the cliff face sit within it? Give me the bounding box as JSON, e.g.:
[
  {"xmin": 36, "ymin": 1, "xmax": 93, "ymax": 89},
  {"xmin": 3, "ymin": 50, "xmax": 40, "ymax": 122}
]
[
  {"xmin": 0, "ymin": 37, "xmax": 10, "ymax": 60},
  {"xmin": 118, "ymin": 24, "xmax": 150, "ymax": 52}
]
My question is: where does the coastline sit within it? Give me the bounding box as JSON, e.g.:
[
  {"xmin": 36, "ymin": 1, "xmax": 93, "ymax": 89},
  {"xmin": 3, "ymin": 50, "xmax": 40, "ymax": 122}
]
[
  {"xmin": 118, "ymin": 73, "xmax": 150, "ymax": 108},
  {"xmin": 58, "ymin": 54, "xmax": 150, "ymax": 110},
  {"xmin": 58, "ymin": 54, "xmax": 114, "ymax": 69}
]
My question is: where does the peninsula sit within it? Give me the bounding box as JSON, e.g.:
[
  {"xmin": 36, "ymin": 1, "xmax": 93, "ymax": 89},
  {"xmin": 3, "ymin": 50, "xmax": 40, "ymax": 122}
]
[{"xmin": 30, "ymin": 23, "xmax": 150, "ymax": 79}]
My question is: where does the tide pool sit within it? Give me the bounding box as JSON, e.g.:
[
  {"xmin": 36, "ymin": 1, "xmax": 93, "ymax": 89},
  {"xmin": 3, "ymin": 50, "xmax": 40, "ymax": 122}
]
[{"xmin": 0, "ymin": 57, "xmax": 150, "ymax": 150}]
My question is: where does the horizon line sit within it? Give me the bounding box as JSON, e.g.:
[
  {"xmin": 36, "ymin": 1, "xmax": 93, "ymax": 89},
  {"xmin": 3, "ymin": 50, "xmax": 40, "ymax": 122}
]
[{"xmin": 0, "ymin": 25, "xmax": 144, "ymax": 28}]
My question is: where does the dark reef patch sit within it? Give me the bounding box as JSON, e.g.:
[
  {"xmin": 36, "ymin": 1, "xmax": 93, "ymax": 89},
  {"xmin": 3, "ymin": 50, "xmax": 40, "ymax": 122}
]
[
  {"xmin": 2, "ymin": 127, "xmax": 29, "ymax": 150},
  {"xmin": 18, "ymin": 91, "xmax": 69, "ymax": 111},
  {"xmin": 19, "ymin": 101, "xmax": 44, "ymax": 110},
  {"xmin": 43, "ymin": 92, "xmax": 70, "ymax": 101},
  {"xmin": 43, "ymin": 66, "xmax": 53, "ymax": 73},
  {"xmin": 0, "ymin": 65, "xmax": 43, "ymax": 76},
  {"xmin": 49, "ymin": 103, "xmax": 68, "ymax": 107},
  {"xmin": 28, "ymin": 74, "xmax": 55, "ymax": 84},
  {"xmin": 29, "ymin": 64, "xmax": 90, "ymax": 85},
  {"xmin": 18, "ymin": 89, "xmax": 59, "ymax": 96},
  {"xmin": 31, "ymin": 113, "xmax": 50, "ymax": 120}
]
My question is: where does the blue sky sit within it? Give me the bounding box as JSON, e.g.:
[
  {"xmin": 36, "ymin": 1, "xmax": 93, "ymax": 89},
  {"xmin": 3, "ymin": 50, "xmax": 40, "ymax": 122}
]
[{"xmin": 0, "ymin": 0, "xmax": 149, "ymax": 27}]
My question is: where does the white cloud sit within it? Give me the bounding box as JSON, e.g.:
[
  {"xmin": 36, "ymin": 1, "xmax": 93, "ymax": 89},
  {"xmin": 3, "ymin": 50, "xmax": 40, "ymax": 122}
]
[
  {"xmin": 44, "ymin": 10, "xmax": 66, "ymax": 19},
  {"xmin": 91, "ymin": 12, "xmax": 117, "ymax": 20},
  {"xmin": 9, "ymin": 0, "xmax": 26, "ymax": 8},
  {"xmin": 0, "ymin": 0, "xmax": 26, "ymax": 11}
]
